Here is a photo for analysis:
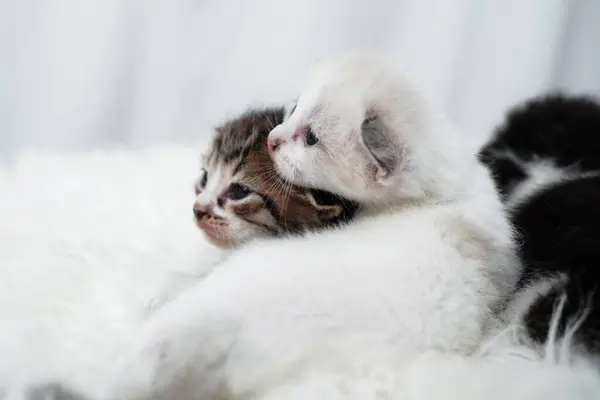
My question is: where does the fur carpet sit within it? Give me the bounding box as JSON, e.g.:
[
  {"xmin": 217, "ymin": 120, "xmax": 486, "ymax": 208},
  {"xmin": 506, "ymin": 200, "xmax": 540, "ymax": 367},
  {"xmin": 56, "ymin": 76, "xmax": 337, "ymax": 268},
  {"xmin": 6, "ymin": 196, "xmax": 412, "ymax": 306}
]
[{"xmin": 1, "ymin": 147, "xmax": 599, "ymax": 399}]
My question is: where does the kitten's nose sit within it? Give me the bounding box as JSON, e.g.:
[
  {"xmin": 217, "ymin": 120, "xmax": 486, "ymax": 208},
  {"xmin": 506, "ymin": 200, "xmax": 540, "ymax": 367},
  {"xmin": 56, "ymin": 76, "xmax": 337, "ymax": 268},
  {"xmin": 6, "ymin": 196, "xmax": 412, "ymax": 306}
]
[
  {"xmin": 193, "ymin": 203, "xmax": 212, "ymax": 220},
  {"xmin": 267, "ymin": 138, "xmax": 282, "ymax": 152}
]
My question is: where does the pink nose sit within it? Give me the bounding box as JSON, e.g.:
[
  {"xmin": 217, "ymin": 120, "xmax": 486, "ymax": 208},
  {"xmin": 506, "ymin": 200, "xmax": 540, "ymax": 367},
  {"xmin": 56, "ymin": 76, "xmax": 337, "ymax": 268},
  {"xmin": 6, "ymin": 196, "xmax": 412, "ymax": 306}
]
[
  {"xmin": 193, "ymin": 203, "xmax": 212, "ymax": 220},
  {"xmin": 267, "ymin": 138, "xmax": 282, "ymax": 152}
]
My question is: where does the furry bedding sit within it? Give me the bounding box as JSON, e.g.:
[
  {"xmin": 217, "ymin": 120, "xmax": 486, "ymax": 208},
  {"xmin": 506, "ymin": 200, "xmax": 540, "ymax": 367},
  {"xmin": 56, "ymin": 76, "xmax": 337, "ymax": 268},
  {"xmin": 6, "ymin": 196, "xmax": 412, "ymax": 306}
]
[{"xmin": 1, "ymin": 147, "xmax": 599, "ymax": 399}]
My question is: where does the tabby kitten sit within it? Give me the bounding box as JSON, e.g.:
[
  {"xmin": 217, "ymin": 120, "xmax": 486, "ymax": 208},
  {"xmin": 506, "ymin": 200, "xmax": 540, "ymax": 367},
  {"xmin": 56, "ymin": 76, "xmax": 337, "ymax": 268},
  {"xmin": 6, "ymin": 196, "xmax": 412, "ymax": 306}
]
[{"xmin": 193, "ymin": 107, "xmax": 358, "ymax": 248}]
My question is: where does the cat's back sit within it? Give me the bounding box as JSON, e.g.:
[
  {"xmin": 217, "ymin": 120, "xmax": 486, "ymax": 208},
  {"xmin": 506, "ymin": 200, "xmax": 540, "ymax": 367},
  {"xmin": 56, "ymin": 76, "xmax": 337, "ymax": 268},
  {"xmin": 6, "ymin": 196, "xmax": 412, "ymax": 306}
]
[
  {"xmin": 139, "ymin": 200, "xmax": 502, "ymax": 400},
  {"xmin": 513, "ymin": 175, "xmax": 600, "ymax": 278},
  {"xmin": 199, "ymin": 204, "xmax": 494, "ymax": 341},
  {"xmin": 224, "ymin": 203, "xmax": 465, "ymax": 271},
  {"xmin": 510, "ymin": 175, "xmax": 600, "ymax": 354}
]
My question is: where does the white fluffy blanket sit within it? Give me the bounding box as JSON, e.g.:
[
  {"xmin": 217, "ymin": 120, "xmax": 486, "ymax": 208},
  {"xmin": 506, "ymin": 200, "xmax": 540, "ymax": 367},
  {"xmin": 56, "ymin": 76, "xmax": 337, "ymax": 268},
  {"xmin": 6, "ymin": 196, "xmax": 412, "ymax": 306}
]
[{"xmin": 1, "ymin": 148, "xmax": 599, "ymax": 399}]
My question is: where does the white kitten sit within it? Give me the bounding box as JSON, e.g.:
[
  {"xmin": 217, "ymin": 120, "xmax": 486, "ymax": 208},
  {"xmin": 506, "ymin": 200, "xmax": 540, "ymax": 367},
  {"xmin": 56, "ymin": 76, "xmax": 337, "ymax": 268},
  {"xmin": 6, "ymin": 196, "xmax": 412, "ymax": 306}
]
[
  {"xmin": 269, "ymin": 53, "xmax": 472, "ymax": 207},
  {"xmin": 97, "ymin": 53, "xmax": 518, "ymax": 399}
]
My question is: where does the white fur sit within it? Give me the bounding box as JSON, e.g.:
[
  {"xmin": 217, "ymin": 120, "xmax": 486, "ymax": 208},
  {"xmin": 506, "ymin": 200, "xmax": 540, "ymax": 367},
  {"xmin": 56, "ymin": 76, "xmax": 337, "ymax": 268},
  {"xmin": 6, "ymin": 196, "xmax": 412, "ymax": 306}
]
[
  {"xmin": 0, "ymin": 148, "xmax": 226, "ymax": 392},
  {"xmin": 1, "ymin": 148, "xmax": 600, "ymax": 399},
  {"xmin": 270, "ymin": 52, "xmax": 519, "ymax": 312},
  {"xmin": 504, "ymin": 274, "xmax": 567, "ymax": 323},
  {"xmin": 89, "ymin": 53, "xmax": 522, "ymax": 399},
  {"xmin": 269, "ymin": 52, "xmax": 475, "ymax": 206},
  {"xmin": 258, "ymin": 341, "xmax": 600, "ymax": 400}
]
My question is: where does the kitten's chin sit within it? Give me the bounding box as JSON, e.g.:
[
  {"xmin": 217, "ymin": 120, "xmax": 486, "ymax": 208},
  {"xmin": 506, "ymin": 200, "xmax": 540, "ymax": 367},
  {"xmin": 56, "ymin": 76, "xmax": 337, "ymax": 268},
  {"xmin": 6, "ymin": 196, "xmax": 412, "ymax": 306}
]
[
  {"xmin": 204, "ymin": 234, "xmax": 238, "ymax": 249},
  {"xmin": 200, "ymin": 229, "xmax": 237, "ymax": 249},
  {"xmin": 196, "ymin": 220, "xmax": 238, "ymax": 248}
]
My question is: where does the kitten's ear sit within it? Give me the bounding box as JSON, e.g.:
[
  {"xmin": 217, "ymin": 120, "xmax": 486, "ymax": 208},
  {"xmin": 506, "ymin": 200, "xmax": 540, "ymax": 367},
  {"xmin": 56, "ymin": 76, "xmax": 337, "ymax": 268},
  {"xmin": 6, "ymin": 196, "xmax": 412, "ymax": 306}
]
[
  {"xmin": 360, "ymin": 112, "xmax": 400, "ymax": 183},
  {"xmin": 302, "ymin": 190, "xmax": 343, "ymax": 221},
  {"xmin": 316, "ymin": 204, "xmax": 343, "ymax": 221}
]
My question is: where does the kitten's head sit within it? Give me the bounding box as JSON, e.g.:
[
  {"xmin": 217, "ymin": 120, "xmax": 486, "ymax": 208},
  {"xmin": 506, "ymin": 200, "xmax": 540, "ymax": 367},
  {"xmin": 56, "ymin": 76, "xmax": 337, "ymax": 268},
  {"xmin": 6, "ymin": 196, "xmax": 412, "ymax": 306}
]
[
  {"xmin": 478, "ymin": 94, "xmax": 600, "ymax": 201},
  {"xmin": 195, "ymin": 108, "xmax": 357, "ymax": 248},
  {"xmin": 268, "ymin": 52, "xmax": 469, "ymax": 206}
]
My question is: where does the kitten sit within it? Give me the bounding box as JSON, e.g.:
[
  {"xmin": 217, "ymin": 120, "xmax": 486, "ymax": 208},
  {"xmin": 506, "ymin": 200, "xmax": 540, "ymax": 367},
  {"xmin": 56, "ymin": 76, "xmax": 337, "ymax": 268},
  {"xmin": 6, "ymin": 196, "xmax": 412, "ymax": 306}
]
[
  {"xmin": 479, "ymin": 94, "xmax": 600, "ymax": 356},
  {"xmin": 13, "ymin": 108, "xmax": 359, "ymax": 400},
  {"xmin": 97, "ymin": 53, "xmax": 517, "ymax": 400},
  {"xmin": 192, "ymin": 107, "xmax": 358, "ymax": 248}
]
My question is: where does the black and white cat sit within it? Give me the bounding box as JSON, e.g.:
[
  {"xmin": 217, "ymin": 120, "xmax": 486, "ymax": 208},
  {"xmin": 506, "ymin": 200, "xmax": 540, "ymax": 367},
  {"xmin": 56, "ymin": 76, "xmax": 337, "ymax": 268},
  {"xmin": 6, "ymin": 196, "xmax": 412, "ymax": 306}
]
[{"xmin": 480, "ymin": 94, "xmax": 600, "ymax": 356}]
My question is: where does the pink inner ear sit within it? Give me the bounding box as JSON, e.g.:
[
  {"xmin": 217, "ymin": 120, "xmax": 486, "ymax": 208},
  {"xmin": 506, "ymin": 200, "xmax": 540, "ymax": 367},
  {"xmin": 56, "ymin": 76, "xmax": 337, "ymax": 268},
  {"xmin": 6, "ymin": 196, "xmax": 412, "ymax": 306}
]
[{"xmin": 291, "ymin": 125, "xmax": 308, "ymax": 141}]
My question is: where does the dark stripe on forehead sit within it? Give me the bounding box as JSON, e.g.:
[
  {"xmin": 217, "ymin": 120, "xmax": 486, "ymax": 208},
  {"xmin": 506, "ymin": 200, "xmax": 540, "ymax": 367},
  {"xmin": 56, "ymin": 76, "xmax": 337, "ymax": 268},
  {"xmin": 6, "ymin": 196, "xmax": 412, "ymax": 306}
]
[
  {"xmin": 224, "ymin": 148, "xmax": 241, "ymax": 164},
  {"xmin": 231, "ymin": 144, "xmax": 256, "ymax": 176},
  {"xmin": 232, "ymin": 157, "xmax": 245, "ymax": 176},
  {"xmin": 209, "ymin": 107, "xmax": 285, "ymax": 165}
]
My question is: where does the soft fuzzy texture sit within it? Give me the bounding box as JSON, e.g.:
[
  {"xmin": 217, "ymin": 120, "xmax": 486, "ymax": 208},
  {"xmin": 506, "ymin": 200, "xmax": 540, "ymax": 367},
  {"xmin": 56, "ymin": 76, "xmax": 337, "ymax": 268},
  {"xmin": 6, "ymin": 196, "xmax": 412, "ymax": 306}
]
[
  {"xmin": 0, "ymin": 147, "xmax": 226, "ymax": 391},
  {"xmin": 1, "ymin": 148, "xmax": 600, "ymax": 399},
  {"xmin": 77, "ymin": 53, "xmax": 521, "ymax": 399}
]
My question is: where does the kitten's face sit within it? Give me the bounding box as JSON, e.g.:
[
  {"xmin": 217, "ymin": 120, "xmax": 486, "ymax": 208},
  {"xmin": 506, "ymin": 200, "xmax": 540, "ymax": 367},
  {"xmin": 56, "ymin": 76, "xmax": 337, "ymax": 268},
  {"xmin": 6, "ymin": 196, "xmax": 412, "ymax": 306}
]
[
  {"xmin": 268, "ymin": 54, "xmax": 413, "ymax": 204},
  {"xmin": 195, "ymin": 108, "xmax": 356, "ymax": 248},
  {"xmin": 268, "ymin": 98, "xmax": 370, "ymax": 201}
]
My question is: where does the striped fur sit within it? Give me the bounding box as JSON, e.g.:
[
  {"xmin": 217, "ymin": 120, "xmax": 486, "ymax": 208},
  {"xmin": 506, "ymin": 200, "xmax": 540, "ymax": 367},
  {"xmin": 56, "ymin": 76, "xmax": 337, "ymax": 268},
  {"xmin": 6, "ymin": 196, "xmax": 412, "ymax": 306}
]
[{"xmin": 195, "ymin": 107, "xmax": 357, "ymax": 248}]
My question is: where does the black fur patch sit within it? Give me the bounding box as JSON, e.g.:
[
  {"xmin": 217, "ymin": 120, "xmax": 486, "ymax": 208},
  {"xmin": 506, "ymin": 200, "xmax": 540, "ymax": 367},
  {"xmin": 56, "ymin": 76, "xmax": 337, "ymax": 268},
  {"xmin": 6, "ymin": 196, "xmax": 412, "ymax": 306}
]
[
  {"xmin": 478, "ymin": 151, "xmax": 527, "ymax": 200},
  {"xmin": 479, "ymin": 94, "xmax": 600, "ymax": 355},
  {"xmin": 480, "ymin": 93, "xmax": 600, "ymax": 176},
  {"xmin": 514, "ymin": 177, "xmax": 600, "ymax": 349}
]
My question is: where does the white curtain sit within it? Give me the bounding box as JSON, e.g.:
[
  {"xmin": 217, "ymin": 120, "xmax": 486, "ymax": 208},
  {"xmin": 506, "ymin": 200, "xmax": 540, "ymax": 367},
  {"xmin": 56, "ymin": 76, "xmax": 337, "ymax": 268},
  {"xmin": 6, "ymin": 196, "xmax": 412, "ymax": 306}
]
[{"xmin": 2, "ymin": 0, "xmax": 600, "ymax": 154}]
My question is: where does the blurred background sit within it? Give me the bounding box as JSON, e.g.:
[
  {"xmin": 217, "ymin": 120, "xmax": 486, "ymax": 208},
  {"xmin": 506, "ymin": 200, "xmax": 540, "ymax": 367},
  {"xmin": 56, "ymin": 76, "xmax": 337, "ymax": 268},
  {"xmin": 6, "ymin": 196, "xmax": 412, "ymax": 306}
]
[{"xmin": 2, "ymin": 0, "xmax": 600, "ymax": 155}]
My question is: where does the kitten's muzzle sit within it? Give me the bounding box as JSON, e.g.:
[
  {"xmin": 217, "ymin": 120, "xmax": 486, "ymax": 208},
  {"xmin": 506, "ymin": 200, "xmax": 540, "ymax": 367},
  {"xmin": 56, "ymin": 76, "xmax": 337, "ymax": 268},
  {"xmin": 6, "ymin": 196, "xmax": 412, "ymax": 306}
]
[
  {"xmin": 193, "ymin": 202, "xmax": 212, "ymax": 221},
  {"xmin": 267, "ymin": 138, "xmax": 282, "ymax": 153}
]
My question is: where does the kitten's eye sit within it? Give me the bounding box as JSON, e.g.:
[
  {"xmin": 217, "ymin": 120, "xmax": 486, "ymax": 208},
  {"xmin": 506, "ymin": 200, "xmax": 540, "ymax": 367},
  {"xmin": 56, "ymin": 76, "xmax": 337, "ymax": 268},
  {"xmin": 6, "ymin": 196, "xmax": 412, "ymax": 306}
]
[
  {"xmin": 306, "ymin": 128, "xmax": 319, "ymax": 146},
  {"xmin": 195, "ymin": 169, "xmax": 208, "ymax": 195},
  {"xmin": 228, "ymin": 183, "xmax": 253, "ymax": 200},
  {"xmin": 200, "ymin": 169, "xmax": 208, "ymax": 187}
]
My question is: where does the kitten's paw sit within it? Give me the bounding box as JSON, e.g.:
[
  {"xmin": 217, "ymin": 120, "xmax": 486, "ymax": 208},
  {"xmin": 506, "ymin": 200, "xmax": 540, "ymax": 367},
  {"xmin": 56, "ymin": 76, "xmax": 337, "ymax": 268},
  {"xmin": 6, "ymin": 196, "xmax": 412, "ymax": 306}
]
[
  {"xmin": 101, "ymin": 333, "xmax": 201, "ymax": 399},
  {"xmin": 97, "ymin": 341, "xmax": 171, "ymax": 400}
]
